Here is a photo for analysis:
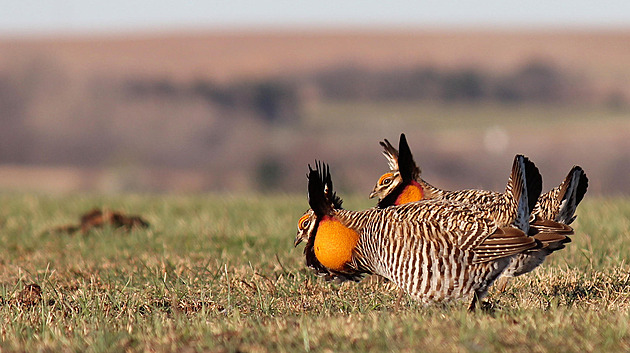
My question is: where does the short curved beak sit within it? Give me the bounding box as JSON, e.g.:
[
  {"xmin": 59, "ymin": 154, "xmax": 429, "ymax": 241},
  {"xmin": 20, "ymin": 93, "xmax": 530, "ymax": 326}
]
[
  {"xmin": 369, "ymin": 190, "xmax": 377, "ymax": 199},
  {"xmin": 294, "ymin": 234, "xmax": 305, "ymax": 247}
]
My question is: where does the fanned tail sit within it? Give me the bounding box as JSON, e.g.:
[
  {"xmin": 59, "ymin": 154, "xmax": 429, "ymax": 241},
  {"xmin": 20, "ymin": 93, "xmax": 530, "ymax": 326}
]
[
  {"xmin": 506, "ymin": 155, "xmax": 543, "ymax": 234},
  {"xmin": 555, "ymin": 166, "xmax": 589, "ymax": 225}
]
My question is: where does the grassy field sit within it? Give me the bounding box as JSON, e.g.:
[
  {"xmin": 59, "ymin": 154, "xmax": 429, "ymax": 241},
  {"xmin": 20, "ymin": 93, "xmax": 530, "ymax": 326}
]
[
  {"xmin": 307, "ymin": 101, "xmax": 630, "ymax": 131},
  {"xmin": 0, "ymin": 192, "xmax": 628, "ymax": 352}
]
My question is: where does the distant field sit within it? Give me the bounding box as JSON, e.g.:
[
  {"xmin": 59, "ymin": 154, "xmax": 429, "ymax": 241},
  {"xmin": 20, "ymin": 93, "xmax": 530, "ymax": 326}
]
[
  {"xmin": 2, "ymin": 29, "xmax": 630, "ymax": 85},
  {"xmin": 0, "ymin": 193, "xmax": 628, "ymax": 352}
]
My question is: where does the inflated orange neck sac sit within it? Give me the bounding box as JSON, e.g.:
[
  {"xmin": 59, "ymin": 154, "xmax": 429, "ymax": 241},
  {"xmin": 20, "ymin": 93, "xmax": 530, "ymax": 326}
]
[
  {"xmin": 313, "ymin": 216, "xmax": 359, "ymax": 271},
  {"xmin": 395, "ymin": 180, "xmax": 424, "ymax": 205}
]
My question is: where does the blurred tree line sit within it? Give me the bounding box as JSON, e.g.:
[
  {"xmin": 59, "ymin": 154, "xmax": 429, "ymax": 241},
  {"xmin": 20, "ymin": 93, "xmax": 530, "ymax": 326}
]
[
  {"xmin": 125, "ymin": 78, "xmax": 300, "ymax": 125},
  {"xmin": 313, "ymin": 60, "xmax": 584, "ymax": 103},
  {"xmin": 121, "ymin": 60, "xmax": 600, "ymax": 123}
]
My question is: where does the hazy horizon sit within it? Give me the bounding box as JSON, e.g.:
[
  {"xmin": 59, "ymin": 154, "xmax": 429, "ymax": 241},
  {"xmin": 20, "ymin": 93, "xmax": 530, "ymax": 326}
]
[{"xmin": 2, "ymin": 0, "xmax": 630, "ymax": 36}]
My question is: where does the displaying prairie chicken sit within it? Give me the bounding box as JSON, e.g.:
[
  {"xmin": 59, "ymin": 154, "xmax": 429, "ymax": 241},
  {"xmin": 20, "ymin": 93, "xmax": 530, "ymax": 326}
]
[
  {"xmin": 372, "ymin": 134, "xmax": 588, "ymax": 227},
  {"xmin": 295, "ymin": 162, "xmax": 546, "ymax": 309},
  {"xmin": 370, "ymin": 133, "xmax": 582, "ymax": 278}
]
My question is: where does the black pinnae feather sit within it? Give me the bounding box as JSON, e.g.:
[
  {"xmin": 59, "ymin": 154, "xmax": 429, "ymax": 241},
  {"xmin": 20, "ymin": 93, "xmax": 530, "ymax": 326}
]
[
  {"xmin": 321, "ymin": 161, "xmax": 343, "ymax": 209},
  {"xmin": 380, "ymin": 139, "xmax": 398, "ymax": 158},
  {"xmin": 307, "ymin": 161, "xmax": 343, "ymax": 216},
  {"xmin": 397, "ymin": 133, "xmax": 419, "ymax": 182},
  {"xmin": 307, "ymin": 163, "xmax": 328, "ymax": 217},
  {"xmin": 316, "ymin": 161, "xmax": 343, "ymax": 209}
]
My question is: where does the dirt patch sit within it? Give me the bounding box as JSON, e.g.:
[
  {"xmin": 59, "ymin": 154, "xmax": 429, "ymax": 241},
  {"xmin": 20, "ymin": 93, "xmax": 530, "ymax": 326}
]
[{"xmin": 50, "ymin": 208, "xmax": 150, "ymax": 234}]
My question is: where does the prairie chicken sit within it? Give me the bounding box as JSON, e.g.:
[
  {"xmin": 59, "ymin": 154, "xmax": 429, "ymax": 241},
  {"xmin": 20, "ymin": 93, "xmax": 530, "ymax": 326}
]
[
  {"xmin": 369, "ymin": 134, "xmax": 577, "ymax": 279},
  {"xmin": 372, "ymin": 134, "xmax": 587, "ymax": 225},
  {"xmin": 295, "ymin": 162, "xmax": 544, "ymax": 309}
]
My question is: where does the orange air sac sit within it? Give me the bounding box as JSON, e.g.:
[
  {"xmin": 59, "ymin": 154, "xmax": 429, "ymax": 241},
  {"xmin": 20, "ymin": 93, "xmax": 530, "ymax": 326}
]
[
  {"xmin": 314, "ymin": 217, "xmax": 359, "ymax": 271},
  {"xmin": 395, "ymin": 182, "xmax": 424, "ymax": 205}
]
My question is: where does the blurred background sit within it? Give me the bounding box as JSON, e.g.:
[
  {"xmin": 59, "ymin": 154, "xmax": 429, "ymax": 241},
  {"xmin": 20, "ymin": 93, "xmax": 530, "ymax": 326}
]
[{"xmin": 0, "ymin": 1, "xmax": 629, "ymax": 195}]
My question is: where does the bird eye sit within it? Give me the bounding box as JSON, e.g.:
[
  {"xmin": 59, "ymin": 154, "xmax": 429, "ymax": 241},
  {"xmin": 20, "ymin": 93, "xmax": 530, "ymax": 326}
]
[
  {"xmin": 298, "ymin": 214, "xmax": 311, "ymax": 229},
  {"xmin": 378, "ymin": 173, "xmax": 394, "ymax": 186}
]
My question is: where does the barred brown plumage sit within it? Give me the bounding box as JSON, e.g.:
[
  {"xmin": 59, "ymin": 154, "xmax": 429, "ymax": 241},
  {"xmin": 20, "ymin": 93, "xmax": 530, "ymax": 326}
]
[
  {"xmin": 369, "ymin": 133, "xmax": 585, "ymax": 280},
  {"xmin": 295, "ymin": 162, "xmax": 540, "ymax": 309}
]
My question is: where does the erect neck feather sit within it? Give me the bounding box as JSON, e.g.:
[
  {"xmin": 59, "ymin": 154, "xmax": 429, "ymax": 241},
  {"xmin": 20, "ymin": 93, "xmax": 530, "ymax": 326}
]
[
  {"xmin": 314, "ymin": 216, "xmax": 359, "ymax": 271},
  {"xmin": 395, "ymin": 180, "xmax": 424, "ymax": 205}
]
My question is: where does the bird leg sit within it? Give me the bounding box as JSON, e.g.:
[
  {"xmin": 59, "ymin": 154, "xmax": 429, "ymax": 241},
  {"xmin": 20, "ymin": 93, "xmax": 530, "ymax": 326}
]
[
  {"xmin": 468, "ymin": 293, "xmax": 479, "ymax": 312},
  {"xmin": 496, "ymin": 277, "xmax": 510, "ymax": 292}
]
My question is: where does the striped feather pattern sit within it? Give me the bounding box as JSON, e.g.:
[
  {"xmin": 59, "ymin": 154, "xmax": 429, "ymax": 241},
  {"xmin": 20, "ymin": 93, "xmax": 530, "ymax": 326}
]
[{"xmin": 327, "ymin": 200, "xmax": 538, "ymax": 303}]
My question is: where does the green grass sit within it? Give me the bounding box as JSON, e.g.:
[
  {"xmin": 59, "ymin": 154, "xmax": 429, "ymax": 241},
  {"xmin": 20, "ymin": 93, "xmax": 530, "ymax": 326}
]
[
  {"xmin": 0, "ymin": 193, "xmax": 628, "ymax": 352},
  {"xmin": 306, "ymin": 101, "xmax": 630, "ymax": 132}
]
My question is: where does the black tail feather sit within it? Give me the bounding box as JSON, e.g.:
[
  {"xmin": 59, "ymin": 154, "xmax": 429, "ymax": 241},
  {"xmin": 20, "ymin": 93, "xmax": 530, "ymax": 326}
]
[
  {"xmin": 522, "ymin": 156, "xmax": 543, "ymax": 216},
  {"xmin": 555, "ymin": 165, "xmax": 588, "ymax": 224},
  {"xmin": 573, "ymin": 166, "xmax": 589, "ymax": 206}
]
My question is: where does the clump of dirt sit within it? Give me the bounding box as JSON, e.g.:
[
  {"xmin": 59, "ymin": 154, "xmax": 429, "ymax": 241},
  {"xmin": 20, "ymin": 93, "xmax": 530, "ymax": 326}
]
[
  {"xmin": 17, "ymin": 283, "xmax": 43, "ymax": 307},
  {"xmin": 0, "ymin": 283, "xmax": 44, "ymax": 308},
  {"xmin": 51, "ymin": 208, "xmax": 150, "ymax": 234}
]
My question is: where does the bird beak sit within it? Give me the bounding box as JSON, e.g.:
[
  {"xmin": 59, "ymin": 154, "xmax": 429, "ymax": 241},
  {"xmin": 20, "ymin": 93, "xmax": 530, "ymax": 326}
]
[
  {"xmin": 369, "ymin": 190, "xmax": 377, "ymax": 199},
  {"xmin": 294, "ymin": 234, "xmax": 305, "ymax": 247}
]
